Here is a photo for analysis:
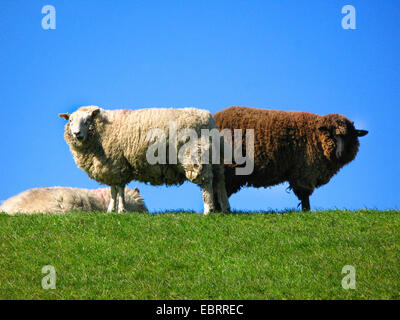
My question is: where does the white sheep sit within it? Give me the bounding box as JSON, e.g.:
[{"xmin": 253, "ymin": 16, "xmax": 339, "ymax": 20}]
[
  {"xmin": 59, "ymin": 106, "xmax": 230, "ymax": 215},
  {"xmin": 0, "ymin": 186, "xmax": 147, "ymax": 214}
]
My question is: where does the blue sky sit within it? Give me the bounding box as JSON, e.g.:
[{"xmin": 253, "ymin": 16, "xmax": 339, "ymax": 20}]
[{"xmin": 0, "ymin": 0, "xmax": 399, "ymax": 212}]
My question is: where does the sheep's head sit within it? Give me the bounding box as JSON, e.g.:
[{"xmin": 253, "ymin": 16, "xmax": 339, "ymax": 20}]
[
  {"xmin": 59, "ymin": 106, "xmax": 101, "ymax": 144},
  {"xmin": 124, "ymin": 187, "xmax": 148, "ymax": 212},
  {"xmin": 317, "ymin": 114, "xmax": 368, "ymax": 163}
]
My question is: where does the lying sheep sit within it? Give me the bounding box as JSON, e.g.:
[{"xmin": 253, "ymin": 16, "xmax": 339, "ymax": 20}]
[
  {"xmin": 59, "ymin": 106, "xmax": 230, "ymax": 215},
  {"xmin": 213, "ymin": 106, "xmax": 368, "ymax": 211},
  {"xmin": 0, "ymin": 186, "xmax": 147, "ymax": 214}
]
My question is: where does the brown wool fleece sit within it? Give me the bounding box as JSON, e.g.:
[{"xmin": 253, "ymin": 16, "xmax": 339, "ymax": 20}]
[{"xmin": 213, "ymin": 106, "xmax": 367, "ymax": 208}]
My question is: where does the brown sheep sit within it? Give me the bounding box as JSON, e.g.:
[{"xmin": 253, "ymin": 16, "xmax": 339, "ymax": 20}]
[{"xmin": 213, "ymin": 106, "xmax": 368, "ymax": 211}]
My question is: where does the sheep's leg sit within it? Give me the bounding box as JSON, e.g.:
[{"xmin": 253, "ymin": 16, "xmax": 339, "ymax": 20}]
[
  {"xmin": 213, "ymin": 190, "xmax": 222, "ymax": 212},
  {"xmin": 216, "ymin": 183, "xmax": 230, "ymax": 213},
  {"xmin": 301, "ymin": 196, "xmax": 311, "ymax": 212},
  {"xmin": 213, "ymin": 165, "xmax": 230, "ymax": 213},
  {"xmin": 107, "ymin": 186, "xmax": 118, "ymax": 212},
  {"xmin": 292, "ymin": 185, "xmax": 312, "ymax": 211},
  {"xmin": 201, "ymin": 180, "xmax": 215, "ymax": 216},
  {"xmin": 117, "ymin": 186, "xmax": 126, "ymax": 213}
]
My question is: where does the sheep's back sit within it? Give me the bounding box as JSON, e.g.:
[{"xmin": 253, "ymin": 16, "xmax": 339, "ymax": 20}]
[
  {"xmin": 214, "ymin": 106, "xmax": 323, "ymax": 189},
  {"xmin": 99, "ymin": 108, "xmax": 216, "ymax": 185}
]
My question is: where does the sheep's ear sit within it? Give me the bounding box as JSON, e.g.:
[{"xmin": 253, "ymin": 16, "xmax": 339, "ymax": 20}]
[
  {"xmin": 59, "ymin": 113, "xmax": 70, "ymax": 120},
  {"xmin": 356, "ymin": 129, "xmax": 368, "ymax": 137},
  {"xmin": 91, "ymin": 108, "xmax": 100, "ymax": 118}
]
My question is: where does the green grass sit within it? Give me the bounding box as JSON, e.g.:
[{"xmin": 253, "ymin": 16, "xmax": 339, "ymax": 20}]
[{"xmin": 0, "ymin": 210, "xmax": 399, "ymax": 300}]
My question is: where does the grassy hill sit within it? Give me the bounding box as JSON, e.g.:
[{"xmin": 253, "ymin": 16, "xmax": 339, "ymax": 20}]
[{"xmin": 0, "ymin": 210, "xmax": 399, "ymax": 299}]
